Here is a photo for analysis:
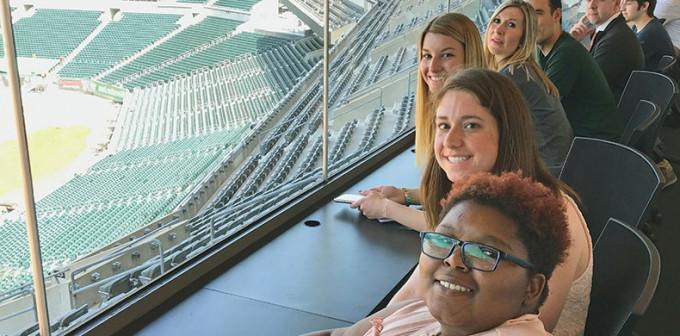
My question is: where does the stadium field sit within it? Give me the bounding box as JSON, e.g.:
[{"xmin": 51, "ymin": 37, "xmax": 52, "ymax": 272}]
[
  {"xmin": 0, "ymin": 126, "xmax": 90, "ymax": 197},
  {"xmin": 0, "ymin": 84, "xmax": 117, "ymax": 205}
]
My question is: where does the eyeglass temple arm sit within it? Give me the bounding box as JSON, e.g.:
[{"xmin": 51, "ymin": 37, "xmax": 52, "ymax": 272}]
[{"xmin": 502, "ymin": 253, "xmax": 534, "ymax": 270}]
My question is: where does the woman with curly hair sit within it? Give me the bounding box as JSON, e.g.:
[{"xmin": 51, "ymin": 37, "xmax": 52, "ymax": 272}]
[{"xmin": 321, "ymin": 171, "xmax": 571, "ymax": 336}]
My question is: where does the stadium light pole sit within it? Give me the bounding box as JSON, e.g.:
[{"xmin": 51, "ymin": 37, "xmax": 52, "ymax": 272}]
[
  {"xmin": 322, "ymin": 0, "xmax": 329, "ymax": 180},
  {"xmin": 0, "ymin": 1, "xmax": 51, "ymax": 335}
]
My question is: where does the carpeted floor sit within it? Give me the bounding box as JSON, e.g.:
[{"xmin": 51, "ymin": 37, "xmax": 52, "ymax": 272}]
[{"xmin": 635, "ymin": 125, "xmax": 680, "ymax": 335}]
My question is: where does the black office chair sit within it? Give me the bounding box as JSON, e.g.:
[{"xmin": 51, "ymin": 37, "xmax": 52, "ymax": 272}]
[
  {"xmin": 657, "ymin": 55, "xmax": 680, "ymax": 128},
  {"xmin": 559, "ymin": 137, "xmax": 662, "ymax": 241},
  {"xmin": 657, "ymin": 55, "xmax": 677, "ymax": 74},
  {"xmin": 618, "ymin": 70, "xmax": 677, "ymax": 132},
  {"xmin": 619, "ymin": 99, "xmax": 661, "ymax": 153},
  {"xmin": 585, "ymin": 218, "xmax": 661, "ymax": 336}
]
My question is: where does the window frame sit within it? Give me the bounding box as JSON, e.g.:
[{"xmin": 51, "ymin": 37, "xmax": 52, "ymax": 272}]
[{"xmin": 68, "ymin": 129, "xmax": 415, "ymax": 335}]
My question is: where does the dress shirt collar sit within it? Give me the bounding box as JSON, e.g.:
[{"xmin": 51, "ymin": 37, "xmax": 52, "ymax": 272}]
[{"xmin": 595, "ymin": 13, "xmax": 620, "ymax": 32}]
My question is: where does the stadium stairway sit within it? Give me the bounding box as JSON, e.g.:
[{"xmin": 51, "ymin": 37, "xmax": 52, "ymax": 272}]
[
  {"xmin": 49, "ymin": 13, "xmax": 108, "ymax": 76},
  {"xmin": 93, "ymin": 15, "xmax": 188, "ymax": 82}
]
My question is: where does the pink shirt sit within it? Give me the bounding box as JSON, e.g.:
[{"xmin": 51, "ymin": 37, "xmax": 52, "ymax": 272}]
[{"xmin": 363, "ymin": 300, "xmax": 551, "ymax": 336}]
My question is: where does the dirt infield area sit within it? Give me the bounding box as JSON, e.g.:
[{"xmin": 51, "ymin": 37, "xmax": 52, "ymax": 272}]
[{"xmin": 0, "ymin": 85, "xmax": 119, "ymax": 207}]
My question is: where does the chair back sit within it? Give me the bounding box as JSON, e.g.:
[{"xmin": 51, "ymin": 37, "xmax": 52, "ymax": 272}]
[
  {"xmin": 657, "ymin": 55, "xmax": 677, "ymax": 74},
  {"xmin": 656, "ymin": 54, "xmax": 680, "ymax": 123},
  {"xmin": 585, "ymin": 218, "xmax": 661, "ymax": 336},
  {"xmin": 657, "ymin": 54, "xmax": 680, "ymax": 85},
  {"xmin": 619, "ymin": 100, "xmax": 661, "ymax": 153},
  {"xmin": 559, "ymin": 137, "xmax": 662, "ymax": 241},
  {"xmin": 618, "ymin": 70, "xmax": 677, "ymax": 132}
]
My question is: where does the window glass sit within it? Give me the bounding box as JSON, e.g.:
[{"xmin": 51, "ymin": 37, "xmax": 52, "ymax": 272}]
[
  {"xmin": 1, "ymin": 3, "xmax": 325, "ymax": 333},
  {"xmin": 327, "ymin": 0, "xmax": 421, "ymax": 176},
  {"xmin": 0, "ymin": 0, "xmax": 506, "ymax": 334}
]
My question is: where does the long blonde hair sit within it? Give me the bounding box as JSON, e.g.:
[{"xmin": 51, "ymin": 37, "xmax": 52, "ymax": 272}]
[
  {"xmin": 483, "ymin": 0, "xmax": 559, "ymax": 97},
  {"xmin": 415, "ymin": 13, "xmax": 486, "ymax": 166}
]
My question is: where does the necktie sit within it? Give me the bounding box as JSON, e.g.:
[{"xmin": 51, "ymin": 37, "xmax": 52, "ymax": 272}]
[{"xmin": 589, "ymin": 31, "xmax": 603, "ymax": 51}]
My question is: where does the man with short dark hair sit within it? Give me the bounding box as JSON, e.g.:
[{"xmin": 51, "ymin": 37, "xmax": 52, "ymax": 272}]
[
  {"xmin": 527, "ymin": 0, "xmax": 622, "ymax": 140},
  {"xmin": 570, "ymin": 0, "xmax": 644, "ymax": 103},
  {"xmin": 621, "ymin": 0, "xmax": 676, "ymax": 70}
]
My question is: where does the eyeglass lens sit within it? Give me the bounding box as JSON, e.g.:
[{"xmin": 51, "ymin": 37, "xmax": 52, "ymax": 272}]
[{"xmin": 422, "ymin": 232, "xmax": 500, "ymax": 271}]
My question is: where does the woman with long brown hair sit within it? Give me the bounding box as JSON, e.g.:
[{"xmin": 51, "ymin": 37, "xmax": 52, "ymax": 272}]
[{"xmin": 357, "ymin": 68, "xmax": 591, "ymax": 335}]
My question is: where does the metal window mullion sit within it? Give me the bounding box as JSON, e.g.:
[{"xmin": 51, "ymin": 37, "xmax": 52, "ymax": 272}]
[
  {"xmin": 0, "ymin": 1, "xmax": 51, "ymax": 335},
  {"xmin": 322, "ymin": 0, "xmax": 330, "ymax": 180}
]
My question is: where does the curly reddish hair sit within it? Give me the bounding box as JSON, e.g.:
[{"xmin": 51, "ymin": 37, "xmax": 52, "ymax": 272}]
[{"xmin": 439, "ymin": 171, "xmax": 571, "ymax": 306}]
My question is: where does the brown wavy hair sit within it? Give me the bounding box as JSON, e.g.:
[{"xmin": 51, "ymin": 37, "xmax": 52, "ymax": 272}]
[{"xmin": 420, "ymin": 68, "xmax": 573, "ymax": 228}]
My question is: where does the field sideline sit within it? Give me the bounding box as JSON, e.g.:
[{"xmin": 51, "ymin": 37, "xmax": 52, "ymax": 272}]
[
  {"xmin": 0, "ymin": 126, "xmax": 90, "ymax": 197},
  {"xmin": 0, "ymin": 84, "xmax": 119, "ymax": 207}
]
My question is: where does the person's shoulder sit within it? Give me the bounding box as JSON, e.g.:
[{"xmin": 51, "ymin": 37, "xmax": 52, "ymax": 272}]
[
  {"xmin": 501, "ymin": 64, "xmax": 536, "ymax": 88},
  {"xmin": 553, "ymin": 33, "xmax": 588, "ymax": 57},
  {"xmin": 338, "ymin": 299, "xmax": 425, "ymax": 336},
  {"xmin": 472, "ymin": 314, "xmax": 551, "ymax": 335},
  {"xmin": 646, "ymin": 18, "xmax": 676, "ymax": 50},
  {"xmin": 599, "ymin": 17, "xmax": 641, "ymax": 51},
  {"xmin": 641, "ymin": 18, "xmax": 673, "ymax": 40},
  {"xmin": 501, "ymin": 64, "xmax": 529, "ymax": 78},
  {"xmin": 560, "ymin": 192, "xmax": 580, "ymax": 212},
  {"xmin": 648, "ymin": 17, "xmax": 667, "ymax": 31},
  {"xmin": 608, "ymin": 15, "xmax": 637, "ymax": 38},
  {"xmin": 378, "ymin": 299, "xmax": 430, "ymax": 322}
]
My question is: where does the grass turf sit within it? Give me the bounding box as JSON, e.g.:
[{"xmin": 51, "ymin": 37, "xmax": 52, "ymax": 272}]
[{"xmin": 0, "ymin": 126, "xmax": 90, "ymax": 197}]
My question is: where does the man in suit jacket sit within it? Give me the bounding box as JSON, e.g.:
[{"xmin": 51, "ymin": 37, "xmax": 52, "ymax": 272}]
[{"xmin": 570, "ymin": 0, "xmax": 644, "ymax": 103}]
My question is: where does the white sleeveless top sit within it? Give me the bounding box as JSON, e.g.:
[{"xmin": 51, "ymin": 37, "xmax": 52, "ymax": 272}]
[{"xmin": 552, "ymin": 194, "xmax": 593, "ymax": 336}]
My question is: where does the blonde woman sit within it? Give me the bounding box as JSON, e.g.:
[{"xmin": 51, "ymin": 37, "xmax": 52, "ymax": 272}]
[
  {"xmin": 485, "ymin": 0, "xmax": 573, "ymax": 169},
  {"xmin": 414, "ymin": 13, "xmax": 487, "ymax": 166},
  {"xmin": 353, "ymin": 13, "xmax": 485, "ymax": 229}
]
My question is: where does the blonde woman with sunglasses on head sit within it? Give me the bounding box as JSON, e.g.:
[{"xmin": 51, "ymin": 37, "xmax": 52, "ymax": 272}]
[{"xmin": 485, "ymin": 0, "xmax": 573, "ymax": 170}]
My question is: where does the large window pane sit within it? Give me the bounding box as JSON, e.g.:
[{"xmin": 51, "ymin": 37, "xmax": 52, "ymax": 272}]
[
  {"xmin": 1, "ymin": 3, "xmax": 325, "ymax": 334},
  {"xmin": 0, "ymin": 0, "xmax": 558, "ymax": 333},
  {"xmin": 0, "ymin": 63, "xmax": 38, "ymax": 334},
  {"xmin": 325, "ymin": 0, "xmax": 443, "ymax": 176}
]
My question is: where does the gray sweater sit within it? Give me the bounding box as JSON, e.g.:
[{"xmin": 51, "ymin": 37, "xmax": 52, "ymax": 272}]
[{"xmin": 501, "ymin": 64, "xmax": 574, "ymax": 168}]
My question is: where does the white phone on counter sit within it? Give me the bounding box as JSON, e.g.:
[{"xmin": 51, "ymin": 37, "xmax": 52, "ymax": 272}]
[
  {"xmin": 334, "ymin": 194, "xmax": 394, "ymax": 223},
  {"xmin": 333, "ymin": 194, "xmax": 364, "ymax": 204}
]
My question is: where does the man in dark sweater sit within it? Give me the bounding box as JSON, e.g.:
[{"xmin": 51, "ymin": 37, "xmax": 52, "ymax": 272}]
[
  {"xmin": 570, "ymin": 0, "xmax": 644, "ymax": 103},
  {"xmin": 527, "ymin": 0, "xmax": 622, "ymax": 140},
  {"xmin": 621, "ymin": 0, "xmax": 676, "ymax": 70}
]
